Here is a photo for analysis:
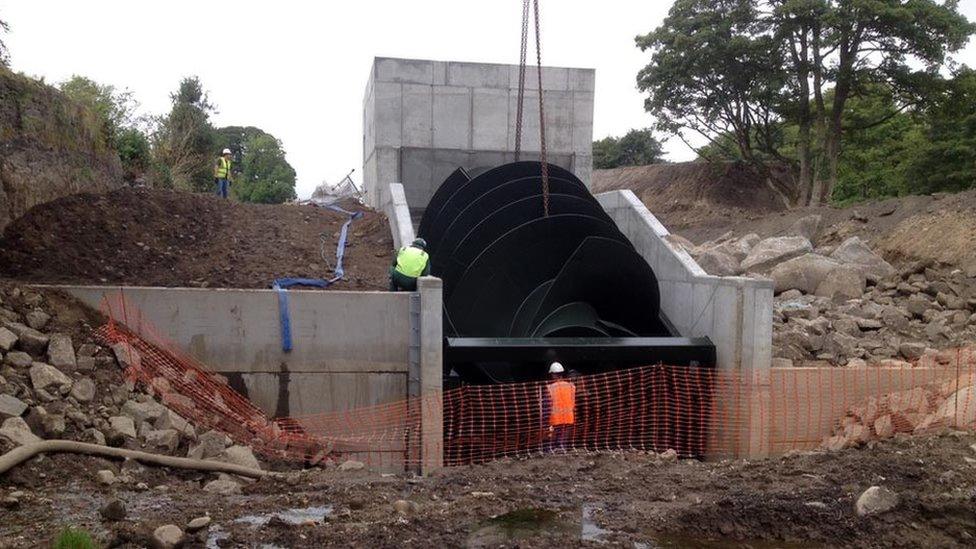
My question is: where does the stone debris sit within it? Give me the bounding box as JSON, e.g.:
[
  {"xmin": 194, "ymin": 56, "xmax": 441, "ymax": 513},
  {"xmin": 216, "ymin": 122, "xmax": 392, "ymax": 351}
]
[
  {"xmin": 203, "ymin": 475, "xmax": 242, "ymax": 495},
  {"xmin": 46, "ymin": 333, "xmax": 76, "ymax": 370},
  {"xmin": 69, "ymin": 377, "xmax": 96, "ymax": 402},
  {"xmin": 0, "ymin": 394, "xmax": 27, "ymax": 417},
  {"xmin": 855, "ymin": 486, "xmax": 899, "ymax": 516},
  {"xmin": 741, "ymin": 236, "xmax": 814, "ymax": 273},
  {"xmin": 4, "ymin": 351, "xmax": 31, "ymax": 369},
  {"xmin": 109, "ymin": 416, "xmax": 137, "ymax": 439},
  {"xmin": 151, "ymin": 524, "xmax": 184, "ymax": 549},
  {"xmin": 216, "ymin": 445, "xmax": 262, "ymax": 470},
  {"xmin": 24, "ymin": 310, "xmax": 50, "ymax": 330},
  {"xmin": 0, "ymin": 416, "xmax": 41, "ymax": 446},
  {"xmin": 187, "ymin": 430, "xmax": 231, "ymax": 460},
  {"xmin": 0, "ymin": 327, "xmax": 17, "ymax": 352},
  {"xmin": 339, "ymin": 459, "xmax": 366, "ymax": 471},
  {"xmin": 28, "ymin": 362, "xmax": 72, "ymax": 391},
  {"xmin": 186, "ymin": 516, "xmax": 212, "ymax": 532},
  {"xmin": 96, "ymin": 469, "xmax": 116, "ymax": 485},
  {"xmin": 2, "ymin": 322, "xmax": 49, "ymax": 354},
  {"xmin": 100, "ymin": 498, "xmax": 127, "ymax": 521}
]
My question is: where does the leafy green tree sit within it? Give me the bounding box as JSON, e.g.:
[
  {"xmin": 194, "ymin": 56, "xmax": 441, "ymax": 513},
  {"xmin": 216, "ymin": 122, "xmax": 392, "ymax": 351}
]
[
  {"xmin": 212, "ymin": 126, "xmax": 297, "ymax": 203},
  {"xmin": 150, "ymin": 76, "xmax": 215, "ymax": 191},
  {"xmin": 593, "ymin": 128, "xmax": 666, "ymax": 168},
  {"xmin": 58, "ymin": 75, "xmax": 151, "ymax": 182},
  {"xmin": 906, "ymin": 68, "xmax": 976, "ymax": 194},
  {"xmin": 637, "ymin": 0, "xmax": 974, "ymax": 205}
]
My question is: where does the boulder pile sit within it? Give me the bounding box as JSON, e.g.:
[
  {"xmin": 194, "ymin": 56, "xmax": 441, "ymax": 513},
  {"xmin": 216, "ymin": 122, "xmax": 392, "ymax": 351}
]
[
  {"xmin": 678, "ymin": 215, "xmax": 976, "ymax": 366},
  {"xmin": 0, "ymin": 284, "xmax": 264, "ymax": 487}
]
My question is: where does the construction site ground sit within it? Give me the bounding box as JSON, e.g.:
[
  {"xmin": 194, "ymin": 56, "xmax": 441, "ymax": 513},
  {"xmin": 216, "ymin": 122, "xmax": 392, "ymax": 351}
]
[
  {"xmin": 0, "ymin": 188, "xmax": 393, "ymax": 290},
  {"xmin": 2, "ymin": 432, "xmax": 975, "ymax": 548}
]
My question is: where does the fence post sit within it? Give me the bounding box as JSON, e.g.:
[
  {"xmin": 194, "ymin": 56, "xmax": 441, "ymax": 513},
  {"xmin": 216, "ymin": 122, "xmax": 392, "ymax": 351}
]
[{"xmin": 418, "ymin": 276, "xmax": 444, "ymax": 473}]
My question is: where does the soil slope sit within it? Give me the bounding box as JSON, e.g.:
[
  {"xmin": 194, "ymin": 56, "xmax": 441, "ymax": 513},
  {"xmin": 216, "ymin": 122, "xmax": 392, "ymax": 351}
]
[{"xmin": 0, "ymin": 188, "xmax": 392, "ymax": 290}]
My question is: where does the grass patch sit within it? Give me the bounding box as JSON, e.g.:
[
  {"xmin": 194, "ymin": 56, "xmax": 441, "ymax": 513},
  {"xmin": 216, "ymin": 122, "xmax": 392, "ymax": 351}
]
[{"xmin": 53, "ymin": 527, "xmax": 97, "ymax": 549}]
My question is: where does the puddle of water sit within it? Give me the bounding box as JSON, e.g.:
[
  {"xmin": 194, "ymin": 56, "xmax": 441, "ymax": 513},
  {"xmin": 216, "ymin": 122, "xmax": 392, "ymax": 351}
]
[
  {"xmin": 581, "ymin": 503, "xmax": 611, "ymax": 543},
  {"xmin": 205, "ymin": 524, "xmax": 230, "ymax": 549},
  {"xmin": 467, "ymin": 507, "xmax": 574, "ymax": 547},
  {"xmin": 235, "ymin": 505, "xmax": 333, "ymax": 528}
]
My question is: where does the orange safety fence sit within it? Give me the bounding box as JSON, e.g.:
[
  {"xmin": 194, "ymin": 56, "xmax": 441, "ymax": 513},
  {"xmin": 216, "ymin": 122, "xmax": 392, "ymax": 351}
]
[{"xmin": 94, "ymin": 292, "xmax": 976, "ymax": 469}]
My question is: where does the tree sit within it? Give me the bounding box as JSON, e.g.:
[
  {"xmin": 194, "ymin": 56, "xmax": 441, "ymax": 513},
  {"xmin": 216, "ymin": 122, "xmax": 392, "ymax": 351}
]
[
  {"xmin": 906, "ymin": 68, "xmax": 976, "ymax": 194},
  {"xmin": 593, "ymin": 128, "xmax": 666, "ymax": 169},
  {"xmin": 58, "ymin": 75, "xmax": 150, "ymax": 182},
  {"xmin": 636, "ymin": 0, "xmax": 794, "ymax": 201},
  {"xmin": 213, "ymin": 126, "xmax": 297, "ymax": 203},
  {"xmin": 150, "ymin": 76, "xmax": 216, "ymax": 191},
  {"xmin": 0, "ymin": 16, "xmax": 9, "ymax": 66},
  {"xmin": 637, "ymin": 0, "xmax": 974, "ymax": 205}
]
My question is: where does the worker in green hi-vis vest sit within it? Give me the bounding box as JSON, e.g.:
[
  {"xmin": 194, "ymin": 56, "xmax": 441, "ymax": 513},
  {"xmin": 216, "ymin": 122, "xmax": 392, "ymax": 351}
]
[{"xmin": 390, "ymin": 238, "xmax": 431, "ymax": 291}]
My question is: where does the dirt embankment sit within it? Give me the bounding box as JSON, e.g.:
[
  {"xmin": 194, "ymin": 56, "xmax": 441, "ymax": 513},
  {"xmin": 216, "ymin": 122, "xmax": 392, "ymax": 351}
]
[
  {"xmin": 0, "ymin": 188, "xmax": 393, "ymax": 290},
  {"xmin": 592, "ymin": 161, "xmax": 790, "ymax": 232},
  {"xmin": 0, "ymin": 68, "xmax": 123, "ymax": 231}
]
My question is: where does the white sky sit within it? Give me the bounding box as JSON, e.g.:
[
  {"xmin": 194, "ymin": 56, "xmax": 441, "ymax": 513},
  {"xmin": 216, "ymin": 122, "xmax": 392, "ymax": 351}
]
[{"xmin": 2, "ymin": 0, "xmax": 975, "ymax": 198}]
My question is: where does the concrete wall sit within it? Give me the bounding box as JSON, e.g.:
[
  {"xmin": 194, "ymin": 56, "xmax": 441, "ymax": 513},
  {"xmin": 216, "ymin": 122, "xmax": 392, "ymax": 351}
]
[
  {"xmin": 54, "ymin": 284, "xmax": 445, "ymax": 472},
  {"xmin": 364, "ymin": 57, "xmax": 595, "ymax": 211},
  {"xmin": 384, "ymin": 183, "xmax": 416, "ymax": 249},
  {"xmin": 596, "ymin": 190, "xmax": 774, "ymax": 458}
]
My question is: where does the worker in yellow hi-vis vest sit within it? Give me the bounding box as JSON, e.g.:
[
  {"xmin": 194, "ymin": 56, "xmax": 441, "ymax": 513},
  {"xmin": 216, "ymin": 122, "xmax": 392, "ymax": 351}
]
[
  {"xmin": 213, "ymin": 148, "xmax": 234, "ymax": 199},
  {"xmin": 390, "ymin": 238, "xmax": 431, "ymax": 291}
]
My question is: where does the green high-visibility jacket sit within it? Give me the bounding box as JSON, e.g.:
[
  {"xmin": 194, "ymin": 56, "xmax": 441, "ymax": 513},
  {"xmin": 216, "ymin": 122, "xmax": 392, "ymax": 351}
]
[
  {"xmin": 394, "ymin": 246, "xmax": 430, "ymax": 278},
  {"xmin": 215, "ymin": 156, "xmax": 232, "ymax": 179}
]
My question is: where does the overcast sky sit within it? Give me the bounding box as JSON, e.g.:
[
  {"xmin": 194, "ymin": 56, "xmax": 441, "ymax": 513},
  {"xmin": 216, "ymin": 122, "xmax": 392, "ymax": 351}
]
[{"xmin": 2, "ymin": 0, "xmax": 975, "ymax": 198}]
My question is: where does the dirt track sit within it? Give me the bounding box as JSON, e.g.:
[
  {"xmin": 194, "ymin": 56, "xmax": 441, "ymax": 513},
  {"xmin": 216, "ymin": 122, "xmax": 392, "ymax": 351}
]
[
  {"xmin": 2, "ymin": 433, "xmax": 975, "ymax": 548},
  {"xmin": 0, "ymin": 188, "xmax": 393, "ymax": 290}
]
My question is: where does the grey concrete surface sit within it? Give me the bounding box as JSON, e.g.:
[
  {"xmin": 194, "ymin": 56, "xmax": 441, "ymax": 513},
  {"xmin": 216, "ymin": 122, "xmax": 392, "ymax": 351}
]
[
  {"xmin": 365, "ymin": 57, "xmax": 594, "ymax": 211},
  {"xmin": 418, "ymin": 277, "xmax": 444, "ymax": 472},
  {"xmin": 384, "ymin": 183, "xmax": 416, "ymax": 249},
  {"xmin": 596, "ymin": 190, "xmax": 774, "ymax": 458}
]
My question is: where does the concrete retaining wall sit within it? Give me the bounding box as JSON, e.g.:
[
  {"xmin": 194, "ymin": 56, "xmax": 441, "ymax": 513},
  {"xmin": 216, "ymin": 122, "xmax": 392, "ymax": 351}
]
[
  {"xmin": 596, "ymin": 189, "xmax": 774, "ymax": 458},
  {"xmin": 596, "ymin": 190, "xmax": 774, "ymax": 372},
  {"xmin": 363, "ymin": 57, "xmax": 595, "ymax": 210},
  {"xmin": 54, "ymin": 283, "xmax": 445, "ymax": 472},
  {"xmin": 384, "ymin": 183, "xmax": 416, "ymax": 249}
]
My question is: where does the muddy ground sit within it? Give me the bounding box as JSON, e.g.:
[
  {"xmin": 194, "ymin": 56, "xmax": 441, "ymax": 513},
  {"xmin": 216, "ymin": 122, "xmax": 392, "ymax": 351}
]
[
  {"xmin": 0, "ymin": 189, "xmax": 393, "ymax": 290},
  {"xmin": 1, "ymin": 433, "xmax": 975, "ymax": 548}
]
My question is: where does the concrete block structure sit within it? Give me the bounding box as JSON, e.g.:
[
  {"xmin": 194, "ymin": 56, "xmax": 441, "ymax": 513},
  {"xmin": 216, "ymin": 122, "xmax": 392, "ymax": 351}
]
[{"xmin": 363, "ymin": 57, "xmax": 595, "ymax": 211}]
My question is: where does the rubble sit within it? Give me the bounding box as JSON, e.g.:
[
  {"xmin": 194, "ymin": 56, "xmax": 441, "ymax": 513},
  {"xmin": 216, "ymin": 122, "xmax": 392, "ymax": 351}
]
[
  {"xmin": 855, "ymin": 486, "xmax": 899, "ymax": 516},
  {"xmin": 28, "ymin": 362, "xmax": 72, "ymax": 391},
  {"xmin": 741, "ymin": 236, "xmax": 813, "ymax": 273},
  {"xmin": 0, "ymin": 416, "xmax": 41, "ymax": 445},
  {"xmin": 151, "ymin": 524, "xmax": 184, "ymax": 549},
  {"xmin": 46, "ymin": 333, "xmax": 76, "ymax": 370}
]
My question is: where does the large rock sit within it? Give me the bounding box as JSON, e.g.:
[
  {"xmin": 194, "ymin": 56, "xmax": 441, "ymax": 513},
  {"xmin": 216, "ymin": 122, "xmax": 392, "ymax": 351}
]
[
  {"xmin": 187, "ymin": 430, "xmax": 230, "ymax": 460},
  {"xmin": 0, "ymin": 416, "xmax": 41, "ymax": 446},
  {"xmin": 203, "ymin": 477, "xmax": 242, "ymax": 495},
  {"xmin": 855, "ymin": 486, "xmax": 899, "ymax": 516},
  {"xmin": 217, "ymin": 445, "xmax": 261, "ymax": 470},
  {"xmin": 109, "ymin": 416, "xmax": 137, "ymax": 439},
  {"xmin": 830, "ymin": 237, "xmax": 895, "ymax": 282},
  {"xmin": 697, "ymin": 249, "xmax": 741, "ymax": 276},
  {"xmin": 151, "ymin": 524, "xmax": 184, "ymax": 549},
  {"xmin": 0, "ymin": 327, "xmax": 17, "ymax": 352},
  {"xmin": 771, "ymin": 254, "xmax": 841, "ymax": 295},
  {"xmin": 69, "ymin": 378, "xmax": 96, "ymax": 402},
  {"xmin": 0, "ymin": 394, "xmax": 27, "ymax": 418},
  {"xmin": 711, "ymin": 234, "xmax": 759, "ymax": 263},
  {"xmin": 46, "ymin": 334, "xmax": 76, "ymax": 370},
  {"xmin": 28, "ymin": 362, "xmax": 72, "ymax": 391},
  {"xmin": 121, "ymin": 399, "xmax": 166, "ymax": 424},
  {"xmin": 145, "ymin": 429, "xmax": 180, "ymax": 453},
  {"xmin": 2, "ymin": 322, "xmax": 48, "ymax": 354},
  {"xmin": 815, "ymin": 266, "xmax": 866, "ymax": 301},
  {"xmin": 786, "ymin": 214, "xmax": 822, "ymax": 243},
  {"xmin": 24, "ymin": 310, "xmax": 50, "ymax": 330},
  {"xmin": 3, "ymin": 351, "xmax": 31, "ymax": 369},
  {"xmin": 741, "ymin": 236, "xmax": 813, "ymax": 273}
]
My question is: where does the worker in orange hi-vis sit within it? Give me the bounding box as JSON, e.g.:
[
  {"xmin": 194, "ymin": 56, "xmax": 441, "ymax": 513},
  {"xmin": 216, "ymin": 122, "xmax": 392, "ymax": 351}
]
[{"xmin": 543, "ymin": 361, "xmax": 576, "ymax": 452}]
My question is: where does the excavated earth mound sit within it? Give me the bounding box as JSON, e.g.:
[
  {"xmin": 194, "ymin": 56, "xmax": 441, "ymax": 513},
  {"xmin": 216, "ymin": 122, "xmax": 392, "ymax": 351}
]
[
  {"xmin": 592, "ymin": 161, "xmax": 791, "ymax": 231},
  {"xmin": 0, "ymin": 188, "xmax": 393, "ymax": 290}
]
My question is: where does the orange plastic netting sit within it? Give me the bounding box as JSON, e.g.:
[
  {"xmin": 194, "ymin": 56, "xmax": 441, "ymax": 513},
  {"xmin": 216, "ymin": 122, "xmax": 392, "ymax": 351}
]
[{"xmin": 94, "ymin": 294, "xmax": 976, "ymax": 469}]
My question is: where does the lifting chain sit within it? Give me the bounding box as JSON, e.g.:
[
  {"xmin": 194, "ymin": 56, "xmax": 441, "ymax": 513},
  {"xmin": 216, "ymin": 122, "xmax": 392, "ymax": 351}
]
[
  {"xmin": 514, "ymin": 0, "xmax": 550, "ymax": 217},
  {"xmin": 514, "ymin": 0, "xmax": 530, "ymax": 161}
]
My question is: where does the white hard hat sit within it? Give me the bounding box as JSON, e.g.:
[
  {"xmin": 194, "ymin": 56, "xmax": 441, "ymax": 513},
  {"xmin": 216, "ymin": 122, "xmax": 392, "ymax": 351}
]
[
  {"xmin": 549, "ymin": 362, "xmax": 564, "ymax": 374},
  {"xmin": 222, "ymin": 148, "xmax": 232, "ymax": 155}
]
